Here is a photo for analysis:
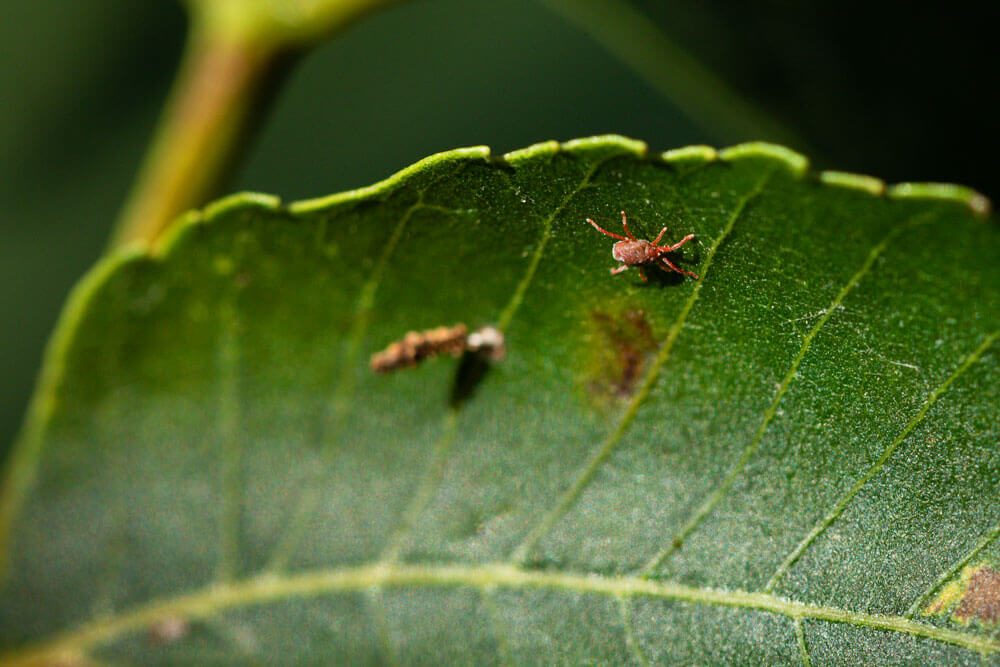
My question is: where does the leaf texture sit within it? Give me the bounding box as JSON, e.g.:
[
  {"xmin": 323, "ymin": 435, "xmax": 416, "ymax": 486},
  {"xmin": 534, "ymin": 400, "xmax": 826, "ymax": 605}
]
[{"xmin": 1, "ymin": 137, "xmax": 998, "ymax": 664}]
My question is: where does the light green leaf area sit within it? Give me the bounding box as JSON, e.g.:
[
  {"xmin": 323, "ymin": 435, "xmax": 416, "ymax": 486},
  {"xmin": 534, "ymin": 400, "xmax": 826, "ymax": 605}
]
[{"xmin": 2, "ymin": 137, "xmax": 999, "ymax": 664}]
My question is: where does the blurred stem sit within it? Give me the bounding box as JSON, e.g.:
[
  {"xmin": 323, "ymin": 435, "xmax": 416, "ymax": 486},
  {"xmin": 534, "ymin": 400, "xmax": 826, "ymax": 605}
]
[
  {"xmin": 110, "ymin": 0, "xmax": 408, "ymax": 250},
  {"xmin": 539, "ymin": 0, "xmax": 812, "ymax": 154},
  {"xmin": 109, "ymin": 27, "xmax": 289, "ymax": 249}
]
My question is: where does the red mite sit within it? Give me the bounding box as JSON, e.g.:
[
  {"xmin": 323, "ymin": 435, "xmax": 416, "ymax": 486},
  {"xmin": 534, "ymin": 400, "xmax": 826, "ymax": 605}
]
[{"xmin": 587, "ymin": 211, "xmax": 699, "ymax": 281}]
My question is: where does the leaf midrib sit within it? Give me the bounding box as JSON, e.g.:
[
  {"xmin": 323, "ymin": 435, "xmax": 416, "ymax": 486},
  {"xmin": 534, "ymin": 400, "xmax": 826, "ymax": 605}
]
[{"xmin": 5, "ymin": 561, "xmax": 997, "ymax": 664}]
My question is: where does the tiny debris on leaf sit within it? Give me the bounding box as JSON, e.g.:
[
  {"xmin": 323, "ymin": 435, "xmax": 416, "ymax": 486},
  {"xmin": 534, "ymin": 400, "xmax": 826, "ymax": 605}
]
[
  {"xmin": 370, "ymin": 324, "xmax": 505, "ymax": 373},
  {"xmin": 370, "ymin": 324, "xmax": 468, "ymax": 373},
  {"xmin": 148, "ymin": 616, "xmax": 190, "ymax": 644},
  {"xmin": 466, "ymin": 326, "xmax": 506, "ymax": 361}
]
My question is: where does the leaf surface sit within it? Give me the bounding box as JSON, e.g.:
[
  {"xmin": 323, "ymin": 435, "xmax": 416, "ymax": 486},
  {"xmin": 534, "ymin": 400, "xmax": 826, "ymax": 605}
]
[{"xmin": 2, "ymin": 137, "xmax": 999, "ymax": 664}]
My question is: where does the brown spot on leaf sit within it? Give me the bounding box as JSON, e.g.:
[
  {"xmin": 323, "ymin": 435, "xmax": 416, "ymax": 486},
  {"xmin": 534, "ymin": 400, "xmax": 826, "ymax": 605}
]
[
  {"xmin": 924, "ymin": 563, "xmax": 1000, "ymax": 627},
  {"xmin": 584, "ymin": 308, "xmax": 659, "ymax": 403},
  {"xmin": 954, "ymin": 564, "xmax": 1000, "ymax": 624}
]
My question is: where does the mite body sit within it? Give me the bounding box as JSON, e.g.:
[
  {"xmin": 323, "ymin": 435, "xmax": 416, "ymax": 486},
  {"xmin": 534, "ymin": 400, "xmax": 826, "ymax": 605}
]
[
  {"xmin": 587, "ymin": 211, "xmax": 699, "ymax": 281},
  {"xmin": 611, "ymin": 238, "xmax": 659, "ymax": 266}
]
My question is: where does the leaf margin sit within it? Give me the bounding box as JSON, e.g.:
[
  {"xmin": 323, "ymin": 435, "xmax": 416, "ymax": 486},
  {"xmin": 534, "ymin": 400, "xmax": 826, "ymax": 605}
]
[{"xmin": 1, "ymin": 135, "xmax": 995, "ymax": 662}]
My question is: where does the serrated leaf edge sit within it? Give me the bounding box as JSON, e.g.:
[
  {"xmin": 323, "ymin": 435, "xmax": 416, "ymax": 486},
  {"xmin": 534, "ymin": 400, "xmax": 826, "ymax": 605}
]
[
  {"xmin": 0, "ymin": 135, "xmax": 994, "ymax": 655},
  {"xmin": 1, "ymin": 132, "xmax": 991, "ymax": 585}
]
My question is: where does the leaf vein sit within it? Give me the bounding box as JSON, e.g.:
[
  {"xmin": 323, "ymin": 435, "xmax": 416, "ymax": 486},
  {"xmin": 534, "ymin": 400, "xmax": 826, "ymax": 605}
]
[
  {"xmin": 496, "ymin": 153, "xmax": 620, "ymax": 332},
  {"xmin": 619, "ymin": 596, "xmax": 651, "ymax": 666},
  {"xmin": 765, "ymin": 327, "xmax": 1000, "ymax": 592},
  {"xmin": 264, "ymin": 191, "xmax": 432, "ymax": 573},
  {"xmin": 509, "ymin": 168, "xmax": 774, "ymax": 565},
  {"xmin": 217, "ymin": 298, "xmax": 242, "ymax": 582},
  {"xmin": 641, "ymin": 210, "xmax": 935, "ymax": 574},
  {"xmin": 794, "ymin": 617, "xmax": 812, "ymax": 667},
  {"xmin": 373, "ymin": 153, "xmax": 623, "ymax": 566},
  {"xmin": 378, "ymin": 411, "xmax": 459, "ymax": 563},
  {"xmin": 482, "ymin": 587, "xmax": 515, "ymax": 667},
  {"xmin": 7, "ymin": 562, "xmax": 997, "ymax": 664}
]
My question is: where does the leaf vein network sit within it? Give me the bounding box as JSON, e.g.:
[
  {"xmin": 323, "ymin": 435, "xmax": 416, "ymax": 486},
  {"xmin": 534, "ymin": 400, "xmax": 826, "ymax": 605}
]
[
  {"xmin": 765, "ymin": 326, "xmax": 1000, "ymax": 592},
  {"xmin": 374, "ymin": 152, "xmax": 623, "ymax": 568},
  {"xmin": 641, "ymin": 210, "xmax": 937, "ymax": 575},
  {"xmin": 510, "ymin": 168, "xmax": 775, "ymax": 565},
  {"xmin": 265, "ymin": 179, "xmax": 445, "ymax": 573}
]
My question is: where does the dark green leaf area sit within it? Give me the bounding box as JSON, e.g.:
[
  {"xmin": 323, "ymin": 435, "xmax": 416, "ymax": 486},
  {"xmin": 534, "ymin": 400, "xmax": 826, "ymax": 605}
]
[{"xmin": 2, "ymin": 138, "xmax": 999, "ymax": 663}]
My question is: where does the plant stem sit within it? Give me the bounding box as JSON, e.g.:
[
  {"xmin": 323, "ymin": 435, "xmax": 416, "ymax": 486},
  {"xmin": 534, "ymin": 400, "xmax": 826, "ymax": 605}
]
[
  {"xmin": 110, "ymin": 0, "xmax": 411, "ymax": 250},
  {"xmin": 109, "ymin": 28, "xmax": 288, "ymax": 250}
]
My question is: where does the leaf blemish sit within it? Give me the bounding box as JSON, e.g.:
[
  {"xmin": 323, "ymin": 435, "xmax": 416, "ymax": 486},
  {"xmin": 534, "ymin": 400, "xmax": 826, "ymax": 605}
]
[
  {"xmin": 924, "ymin": 563, "xmax": 1000, "ymax": 627},
  {"xmin": 583, "ymin": 308, "xmax": 659, "ymax": 404},
  {"xmin": 370, "ymin": 324, "xmax": 505, "ymax": 374},
  {"xmin": 371, "ymin": 324, "xmax": 469, "ymax": 373}
]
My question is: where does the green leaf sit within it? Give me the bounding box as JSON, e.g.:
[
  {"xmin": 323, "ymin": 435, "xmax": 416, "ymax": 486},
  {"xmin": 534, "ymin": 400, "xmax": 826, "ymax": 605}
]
[{"xmin": 2, "ymin": 137, "xmax": 999, "ymax": 664}]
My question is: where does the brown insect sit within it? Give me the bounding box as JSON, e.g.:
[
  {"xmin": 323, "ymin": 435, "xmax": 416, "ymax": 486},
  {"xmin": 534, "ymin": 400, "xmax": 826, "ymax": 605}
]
[
  {"xmin": 587, "ymin": 211, "xmax": 698, "ymax": 281},
  {"xmin": 370, "ymin": 324, "xmax": 505, "ymax": 373}
]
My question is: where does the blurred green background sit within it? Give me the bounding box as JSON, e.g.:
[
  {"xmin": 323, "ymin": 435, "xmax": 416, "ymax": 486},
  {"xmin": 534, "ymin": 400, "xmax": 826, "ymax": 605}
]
[{"xmin": 1, "ymin": 0, "xmax": 994, "ymax": 454}]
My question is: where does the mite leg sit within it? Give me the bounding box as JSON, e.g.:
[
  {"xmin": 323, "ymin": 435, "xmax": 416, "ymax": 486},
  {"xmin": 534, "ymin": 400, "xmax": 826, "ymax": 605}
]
[
  {"xmin": 659, "ymin": 257, "xmax": 699, "ymax": 280},
  {"xmin": 652, "ymin": 226, "xmax": 670, "ymax": 245},
  {"xmin": 588, "ymin": 218, "xmax": 628, "ymax": 241},
  {"xmin": 620, "ymin": 211, "xmax": 638, "ymax": 240},
  {"xmin": 610, "ymin": 264, "xmax": 629, "ymax": 275},
  {"xmin": 638, "ymin": 266, "xmax": 648, "ymax": 282},
  {"xmin": 662, "ymin": 234, "xmax": 695, "ymax": 252}
]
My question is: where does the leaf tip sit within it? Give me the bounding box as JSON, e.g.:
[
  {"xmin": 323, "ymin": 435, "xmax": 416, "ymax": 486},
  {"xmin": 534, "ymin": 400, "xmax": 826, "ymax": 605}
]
[
  {"xmin": 818, "ymin": 171, "xmax": 887, "ymax": 196},
  {"xmin": 888, "ymin": 183, "xmax": 992, "ymax": 217},
  {"xmin": 502, "ymin": 140, "xmax": 562, "ymax": 164},
  {"xmin": 501, "ymin": 136, "xmax": 647, "ymax": 167},
  {"xmin": 562, "ymin": 134, "xmax": 648, "ymax": 157},
  {"xmin": 660, "ymin": 145, "xmax": 718, "ymax": 164},
  {"xmin": 152, "ymin": 192, "xmax": 282, "ymax": 258},
  {"xmin": 719, "ymin": 142, "xmax": 809, "ymax": 175},
  {"xmin": 291, "ymin": 145, "xmax": 492, "ymax": 214},
  {"xmin": 204, "ymin": 192, "xmax": 282, "ymax": 219}
]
